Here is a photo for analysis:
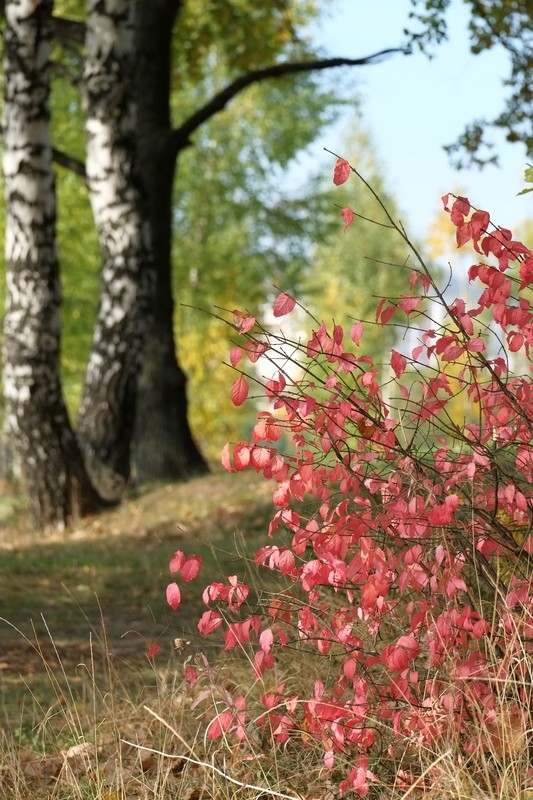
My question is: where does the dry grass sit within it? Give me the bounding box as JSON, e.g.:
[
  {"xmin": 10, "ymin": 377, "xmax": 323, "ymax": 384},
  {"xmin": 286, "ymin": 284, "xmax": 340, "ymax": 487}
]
[{"xmin": 0, "ymin": 472, "xmax": 531, "ymax": 799}]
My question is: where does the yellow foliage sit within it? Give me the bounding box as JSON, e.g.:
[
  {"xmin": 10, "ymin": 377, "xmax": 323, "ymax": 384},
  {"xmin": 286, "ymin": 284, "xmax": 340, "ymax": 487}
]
[{"xmin": 178, "ymin": 316, "xmax": 257, "ymax": 460}]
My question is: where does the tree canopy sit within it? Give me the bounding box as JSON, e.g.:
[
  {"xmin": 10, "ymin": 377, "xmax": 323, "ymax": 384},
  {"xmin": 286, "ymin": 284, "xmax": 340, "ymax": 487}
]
[{"xmin": 407, "ymin": 0, "xmax": 533, "ymax": 167}]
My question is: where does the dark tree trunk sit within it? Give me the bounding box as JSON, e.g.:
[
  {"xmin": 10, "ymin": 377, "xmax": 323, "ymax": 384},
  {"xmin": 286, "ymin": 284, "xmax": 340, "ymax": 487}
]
[
  {"xmin": 132, "ymin": 0, "xmax": 208, "ymax": 483},
  {"xmin": 2, "ymin": 0, "xmax": 102, "ymax": 527},
  {"xmin": 77, "ymin": 0, "xmax": 153, "ymax": 500}
]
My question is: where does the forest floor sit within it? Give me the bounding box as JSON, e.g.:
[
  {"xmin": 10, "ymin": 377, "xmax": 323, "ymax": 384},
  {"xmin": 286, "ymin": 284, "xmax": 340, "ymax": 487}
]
[
  {"xmin": 0, "ymin": 470, "xmax": 273, "ymax": 684},
  {"xmin": 0, "ymin": 471, "xmax": 283, "ymax": 799},
  {"xmin": 1, "ymin": 473, "xmax": 530, "ymax": 800}
]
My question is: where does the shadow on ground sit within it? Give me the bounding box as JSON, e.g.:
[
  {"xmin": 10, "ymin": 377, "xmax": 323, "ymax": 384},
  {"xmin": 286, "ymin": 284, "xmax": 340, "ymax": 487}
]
[{"xmin": 0, "ymin": 471, "xmax": 274, "ymax": 711}]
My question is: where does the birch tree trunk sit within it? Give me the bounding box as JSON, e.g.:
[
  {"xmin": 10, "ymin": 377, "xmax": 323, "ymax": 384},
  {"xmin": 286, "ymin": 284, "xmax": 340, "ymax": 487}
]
[
  {"xmin": 77, "ymin": 0, "xmax": 152, "ymax": 499},
  {"xmin": 133, "ymin": 0, "xmax": 208, "ymax": 483},
  {"xmin": 2, "ymin": 0, "xmax": 101, "ymax": 527}
]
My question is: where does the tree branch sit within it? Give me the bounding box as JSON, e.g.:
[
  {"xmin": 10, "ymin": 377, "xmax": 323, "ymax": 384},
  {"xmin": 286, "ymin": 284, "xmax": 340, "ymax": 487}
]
[
  {"xmin": 52, "ymin": 16, "xmax": 85, "ymax": 45},
  {"xmin": 50, "ymin": 47, "xmax": 404, "ymax": 178},
  {"xmin": 171, "ymin": 48, "xmax": 404, "ymax": 151},
  {"xmin": 52, "ymin": 148, "xmax": 86, "ymax": 178}
]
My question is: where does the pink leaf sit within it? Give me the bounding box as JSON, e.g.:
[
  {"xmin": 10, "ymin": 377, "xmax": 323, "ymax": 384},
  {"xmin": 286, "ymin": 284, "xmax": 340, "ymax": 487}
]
[
  {"xmin": 398, "ymin": 295, "xmax": 422, "ymax": 314},
  {"xmin": 333, "ymin": 157, "xmax": 351, "ymax": 186},
  {"xmin": 182, "ymin": 555, "xmax": 202, "ymax": 582},
  {"xmin": 231, "ymin": 375, "xmax": 249, "ymax": 406},
  {"xmin": 233, "ymin": 310, "xmax": 256, "ymax": 333},
  {"xmin": 340, "ymin": 207, "xmax": 355, "ymax": 232},
  {"xmin": 259, "ymin": 627, "xmax": 274, "ymax": 653},
  {"xmin": 350, "ymin": 321, "xmax": 363, "ymax": 346},
  {"xmin": 197, "ymin": 610, "xmax": 223, "ymax": 636},
  {"xmin": 390, "ymin": 349, "xmax": 407, "ymax": 378},
  {"xmin": 166, "ymin": 582, "xmax": 181, "ymax": 611},
  {"xmin": 169, "ymin": 550, "xmax": 186, "ymax": 574},
  {"xmin": 273, "ymin": 291, "xmax": 296, "ymax": 318},
  {"xmin": 230, "ymin": 346, "xmax": 243, "ymax": 367},
  {"xmin": 465, "ymin": 337, "xmax": 485, "ymax": 352}
]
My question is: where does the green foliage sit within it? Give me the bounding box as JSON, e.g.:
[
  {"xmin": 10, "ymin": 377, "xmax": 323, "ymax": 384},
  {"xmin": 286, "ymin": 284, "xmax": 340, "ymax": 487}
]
[
  {"xmin": 172, "ymin": 78, "xmax": 343, "ymax": 457},
  {"xmin": 51, "ymin": 53, "xmax": 100, "ymax": 416},
  {"xmin": 174, "ymin": 0, "xmax": 319, "ymax": 82},
  {"xmin": 0, "ymin": 0, "xmax": 404, "ymax": 463},
  {"xmin": 56, "ymin": 168, "xmax": 99, "ymax": 415},
  {"xmin": 304, "ymin": 123, "xmax": 414, "ymax": 368}
]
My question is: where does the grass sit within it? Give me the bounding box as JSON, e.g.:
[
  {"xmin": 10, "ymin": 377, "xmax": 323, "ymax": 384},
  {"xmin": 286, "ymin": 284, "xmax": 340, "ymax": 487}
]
[
  {"xmin": 0, "ymin": 470, "xmax": 280, "ymax": 798},
  {"xmin": 0, "ymin": 471, "xmax": 531, "ymax": 799}
]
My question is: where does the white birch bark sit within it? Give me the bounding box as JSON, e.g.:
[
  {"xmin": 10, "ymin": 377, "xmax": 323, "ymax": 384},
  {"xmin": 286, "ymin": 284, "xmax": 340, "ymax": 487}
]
[
  {"xmin": 77, "ymin": 0, "xmax": 152, "ymax": 499},
  {"xmin": 2, "ymin": 0, "xmax": 99, "ymax": 527}
]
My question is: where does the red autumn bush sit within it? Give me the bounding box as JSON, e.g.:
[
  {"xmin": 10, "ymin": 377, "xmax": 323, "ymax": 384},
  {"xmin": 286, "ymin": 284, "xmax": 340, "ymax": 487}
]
[{"xmin": 166, "ymin": 159, "xmax": 533, "ymax": 796}]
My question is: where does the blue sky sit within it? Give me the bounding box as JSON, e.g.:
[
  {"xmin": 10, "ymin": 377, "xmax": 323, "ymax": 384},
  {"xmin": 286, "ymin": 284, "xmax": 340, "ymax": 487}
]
[{"xmin": 305, "ymin": 0, "xmax": 532, "ymax": 238}]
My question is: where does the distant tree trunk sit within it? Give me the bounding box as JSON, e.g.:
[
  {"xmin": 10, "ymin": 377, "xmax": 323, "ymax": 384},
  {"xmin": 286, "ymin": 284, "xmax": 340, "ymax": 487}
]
[
  {"xmin": 132, "ymin": 0, "xmax": 208, "ymax": 483},
  {"xmin": 2, "ymin": 0, "xmax": 102, "ymax": 527},
  {"xmin": 77, "ymin": 0, "xmax": 153, "ymax": 499}
]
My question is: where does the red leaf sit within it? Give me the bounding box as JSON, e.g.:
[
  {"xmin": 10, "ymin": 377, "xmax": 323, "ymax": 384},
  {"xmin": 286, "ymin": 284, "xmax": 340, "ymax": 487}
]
[
  {"xmin": 451, "ymin": 196, "xmax": 470, "ymax": 223},
  {"xmin": 185, "ymin": 666, "xmax": 199, "ymax": 686},
  {"xmin": 340, "ymin": 207, "xmax": 355, "ymax": 231},
  {"xmin": 398, "ymin": 295, "xmax": 422, "ymax": 314},
  {"xmin": 230, "ymin": 346, "xmax": 243, "ymax": 367},
  {"xmin": 207, "ymin": 709, "xmax": 233, "ymax": 740},
  {"xmin": 246, "ymin": 339, "xmax": 269, "ymax": 363},
  {"xmin": 169, "ymin": 550, "xmax": 186, "ymax": 574},
  {"xmin": 197, "ymin": 610, "xmax": 223, "ymax": 636},
  {"xmin": 231, "ymin": 375, "xmax": 249, "ymax": 406},
  {"xmin": 508, "ymin": 331, "xmax": 524, "ymax": 352},
  {"xmin": 391, "ymin": 349, "xmax": 407, "ymax": 378},
  {"xmin": 465, "ymin": 337, "xmax": 485, "ymax": 352},
  {"xmin": 456, "ymin": 221, "xmax": 472, "ymax": 247},
  {"xmin": 233, "ymin": 310, "xmax": 256, "ymax": 333},
  {"xmin": 146, "ymin": 642, "xmax": 160, "ymax": 658},
  {"xmin": 182, "ymin": 555, "xmax": 202, "ymax": 582},
  {"xmin": 166, "ymin": 582, "xmax": 181, "ymax": 611},
  {"xmin": 333, "ymin": 157, "xmax": 351, "ymax": 186},
  {"xmin": 380, "ymin": 303, "xmax": 396, "ymax": 325},
  {"xmin": 273, "ymin": 291, "xmax": 296, "ymax": 318}
]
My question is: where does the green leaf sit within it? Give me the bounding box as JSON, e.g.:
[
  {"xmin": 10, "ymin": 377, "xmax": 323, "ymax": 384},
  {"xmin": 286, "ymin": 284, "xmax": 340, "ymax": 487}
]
[{"xmin": 517, "ymin": 164, "xmax": 533, "ymax": 195}]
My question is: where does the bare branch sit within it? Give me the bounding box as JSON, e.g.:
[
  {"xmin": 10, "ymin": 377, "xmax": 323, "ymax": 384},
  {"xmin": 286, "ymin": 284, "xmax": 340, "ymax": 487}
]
[
  {"xmin": 50, "ymin": 47, "xmax": 404, "ymax": 177},
  {"xmin": 52, "ymin": 148, "xmax": 86, "ymax": 178},
  {"xmin": 171, "ymin": 48, "xmax": 404, "ymax": 150}
]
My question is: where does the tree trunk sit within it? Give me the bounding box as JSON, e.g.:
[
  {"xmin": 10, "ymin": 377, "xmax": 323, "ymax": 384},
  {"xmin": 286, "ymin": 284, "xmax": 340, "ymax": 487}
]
[
  {"xmin": 132, "ymin": 0, "xmax": 208, "ymax": 483},
  {"xmin": 77, "ymin": 0, "xmax": 153, "ymax": 500},
  {"xmin": 2, "ymin": 0, "xmax": 102, "ymax": 527}
]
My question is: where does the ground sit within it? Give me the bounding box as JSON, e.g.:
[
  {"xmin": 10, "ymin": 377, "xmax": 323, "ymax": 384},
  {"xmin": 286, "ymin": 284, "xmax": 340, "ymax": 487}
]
[{"xmin": 0, "ymin": 470, "xmax": 273, "ymax": 711}]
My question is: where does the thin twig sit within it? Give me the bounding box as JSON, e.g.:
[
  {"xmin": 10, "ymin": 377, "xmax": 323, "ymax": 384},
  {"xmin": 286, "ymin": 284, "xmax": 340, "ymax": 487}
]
[{"xmin": 122, "ymin": 705, "xmax": 305, "ymax": 800}]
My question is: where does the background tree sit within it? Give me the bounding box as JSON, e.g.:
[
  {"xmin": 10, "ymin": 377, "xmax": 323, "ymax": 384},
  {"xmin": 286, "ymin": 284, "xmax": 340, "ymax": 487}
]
[
  {"xmin": 131, "ymin": 0, "xmax": 399, "ymax": 483},
  {"xmin": 76, "ymin": 0, "xmax": 153, "ymax": 500},
  {"xmin": 2, "ymin": 0, "xmax": 100, "ymax": 526},
  {"xmin": 171, "ymin": 80, "xmax": 342, "ymax": 459},
  {"xmin": 407, "ymin": 0, "xmax": 533, "ymax": 167}
]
